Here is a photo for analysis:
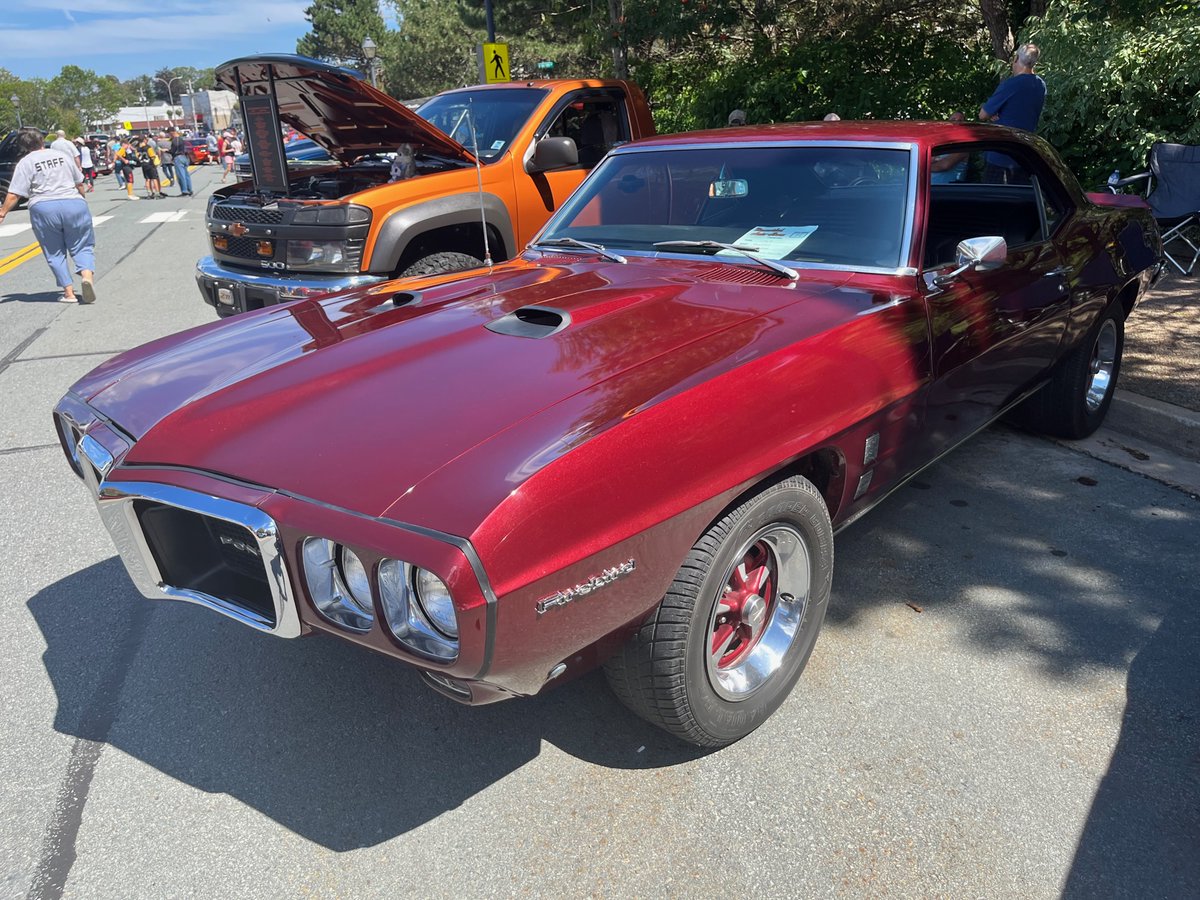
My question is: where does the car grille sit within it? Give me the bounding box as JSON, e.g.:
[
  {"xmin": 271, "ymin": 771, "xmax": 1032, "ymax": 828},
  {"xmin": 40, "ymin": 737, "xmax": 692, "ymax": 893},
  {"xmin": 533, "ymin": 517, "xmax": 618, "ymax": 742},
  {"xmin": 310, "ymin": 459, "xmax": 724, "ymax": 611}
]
[
  {"xmin": 216, "ymin": 235, "xmax": 365, "ymax": 269},
  {"xmin": 133, "ymin": 500, "xmax": 277, "ymax": 627},
  {"xmin": 211, "ymin": 205, "xmax": 283, "ymax": 225},
  {"xmin": 219, "ymin": 235, "xmax": 270, "ymax": 260}
]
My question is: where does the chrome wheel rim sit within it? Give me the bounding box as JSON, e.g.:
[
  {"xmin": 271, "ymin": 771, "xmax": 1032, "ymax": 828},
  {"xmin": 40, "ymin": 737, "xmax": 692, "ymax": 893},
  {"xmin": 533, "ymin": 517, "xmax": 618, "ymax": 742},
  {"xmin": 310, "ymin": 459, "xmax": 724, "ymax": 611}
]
[
  {"xmin": 1085, "ymin": 319, "xmax": 1118, "ymax": 412},
  {"xmin": 704, "ymin": 524, "xmax": 811, "ymax": 702}
]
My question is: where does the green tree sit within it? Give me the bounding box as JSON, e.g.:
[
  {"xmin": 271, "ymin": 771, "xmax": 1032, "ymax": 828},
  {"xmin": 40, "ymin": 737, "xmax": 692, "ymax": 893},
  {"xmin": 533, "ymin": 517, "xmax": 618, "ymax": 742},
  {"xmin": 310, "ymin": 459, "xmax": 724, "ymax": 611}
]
[
  {"xmin": 297, "ymin": 0, "xmax": 391, "ymax": 71},
  {"xmin": 49, "ymin": 65, "xmax": 125, "ymax": 131}
]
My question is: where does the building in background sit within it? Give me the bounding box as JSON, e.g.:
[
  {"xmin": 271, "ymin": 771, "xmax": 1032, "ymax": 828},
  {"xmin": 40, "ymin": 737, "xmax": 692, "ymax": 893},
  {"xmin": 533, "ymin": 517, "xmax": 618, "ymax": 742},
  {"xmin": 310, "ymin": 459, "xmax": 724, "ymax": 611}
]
[
  {"xmin": 181, "ymin": 91, "xmax": 240, "ymax": 134},
  {"xmin": 96, "ymin": 102, "xmax": 183, "ymax": 134}
]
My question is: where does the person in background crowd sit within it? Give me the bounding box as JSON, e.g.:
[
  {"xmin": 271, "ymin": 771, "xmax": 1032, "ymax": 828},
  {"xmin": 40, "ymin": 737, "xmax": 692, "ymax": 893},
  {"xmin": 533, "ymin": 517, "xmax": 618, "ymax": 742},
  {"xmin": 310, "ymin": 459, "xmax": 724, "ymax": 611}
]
[
  {"xmin": 823, "ymin": 113, "xmax": 841, "ymax": 121},
  {"xmin": 75, "ymin": 137, "xmax": 96, "ymax": 192},
  {"xmin": 979, "ymin": 42, "xmax": 1046, "ymax": 182},
  {"xmin": 218, "ymin": 131, "xmax": 235, "ymax": 182},
  {"xmin": 930, "ymin": 111, "xmax": 970, "ymax": 183},
  {"xmin": 167, "ymin": 126, "xmax": 194, "ymax": 196},
  {"xmin": 206, "ymin": 131, "xmax": 218, "ymax": 157},
  {"xmin": 114, "ymin": 139, "xmax": 139, "ymax": 200},
  {"xmin": 50, "ymin": 129, "xmax": 81, "ymax": 169},
  {"xmin": 135, "ymin": 137, "xmax": 164, "ymax": 199},
  {"xmin": 154, "ymin": 133, "xmax": 175, "ymax": 189},
  {"xmin": 727, "ymin": 109, "xmax": 747, "ymax": 127},
  {"xmin": 108, "ymin": 136, "xmax": 126, "ymax": 189},
  {"xmin": 0, "ymin": 129, "xmax": 97, "ymax": 303}
]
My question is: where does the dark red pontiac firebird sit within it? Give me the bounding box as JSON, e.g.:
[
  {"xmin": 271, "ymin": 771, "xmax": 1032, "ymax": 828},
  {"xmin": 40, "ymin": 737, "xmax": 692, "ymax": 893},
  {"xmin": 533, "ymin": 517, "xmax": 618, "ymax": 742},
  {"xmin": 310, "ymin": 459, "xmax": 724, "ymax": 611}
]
[{"xmin": 55, "ymin": 122, "xmax": 1161, "ymax": 747}]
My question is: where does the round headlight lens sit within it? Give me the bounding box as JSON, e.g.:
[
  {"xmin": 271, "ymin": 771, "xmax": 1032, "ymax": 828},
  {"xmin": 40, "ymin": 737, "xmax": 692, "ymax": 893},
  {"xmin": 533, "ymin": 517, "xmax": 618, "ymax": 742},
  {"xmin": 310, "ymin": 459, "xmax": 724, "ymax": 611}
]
[
  {"xmin": 338, "ymin": 546, "xmax": 373, "ymax": 614},
  {"xmin": 414, "ymin": 568, "xmax": 457, "ymax": 638}
]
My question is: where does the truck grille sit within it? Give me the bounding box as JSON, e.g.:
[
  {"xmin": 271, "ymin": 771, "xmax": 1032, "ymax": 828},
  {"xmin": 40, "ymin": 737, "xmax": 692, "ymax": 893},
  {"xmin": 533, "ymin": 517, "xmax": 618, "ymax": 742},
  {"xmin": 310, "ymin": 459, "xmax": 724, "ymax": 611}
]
[
  {"xmin": 133, "ymin": 500, "xmax": 277, "ymax": 627},
  {"xmin": 215, "ymin": 235, "xmax": 366, "ymax": 269},
  {"xmin": 219, "ymin": 235, "xmax": 271, "ymax": 260},
  {"xmin": 212, "ymin": 205, "xmax": 283, "ymax": 225}
]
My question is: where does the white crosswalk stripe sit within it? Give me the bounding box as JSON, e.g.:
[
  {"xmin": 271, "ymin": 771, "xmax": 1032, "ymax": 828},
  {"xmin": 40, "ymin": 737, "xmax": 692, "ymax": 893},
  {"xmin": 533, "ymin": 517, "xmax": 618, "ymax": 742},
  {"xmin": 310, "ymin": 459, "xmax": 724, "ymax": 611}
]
[
  {"xmin": 138, "ymin": 211, "xmax": 189, "ymax": 224},
  {"xmin": 92, "ymin": 215, "xmax": 114, "ymax": 226},
  {"xmin": 0, "ymin": 224, "xmax": 32, "ymax": 238}
]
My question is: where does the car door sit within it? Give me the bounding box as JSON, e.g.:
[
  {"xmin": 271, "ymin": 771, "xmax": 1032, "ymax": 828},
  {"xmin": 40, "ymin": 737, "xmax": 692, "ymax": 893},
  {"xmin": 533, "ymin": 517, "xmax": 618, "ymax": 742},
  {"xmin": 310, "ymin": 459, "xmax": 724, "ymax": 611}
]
[
  {"xmin": 515, "ymin": 88, "xmax": 632, "ymax": 244},
  {"xmin": 921, "ymin": 146, "xmax": 1072, "ymax": 454}
]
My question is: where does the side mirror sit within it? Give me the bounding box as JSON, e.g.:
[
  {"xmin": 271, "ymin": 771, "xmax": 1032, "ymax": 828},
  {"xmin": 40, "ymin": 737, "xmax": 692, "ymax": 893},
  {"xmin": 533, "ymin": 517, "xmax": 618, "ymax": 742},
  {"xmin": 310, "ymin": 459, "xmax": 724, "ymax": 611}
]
[
  {"xmin": 526, "ymin": 137, "xmax": 579, "ymax": 174},
  {"xmin": 934, "ymin": 235, "xmax": 1007, "ymax": 286}
]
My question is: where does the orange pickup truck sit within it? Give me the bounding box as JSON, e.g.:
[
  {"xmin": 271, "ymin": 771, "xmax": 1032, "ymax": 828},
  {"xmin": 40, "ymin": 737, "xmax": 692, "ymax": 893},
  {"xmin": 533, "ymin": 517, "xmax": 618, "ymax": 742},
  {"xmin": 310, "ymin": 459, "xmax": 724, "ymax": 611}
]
[{"xmin": 197, "ymin": 54, "xmax": 656, "ymax": 316}]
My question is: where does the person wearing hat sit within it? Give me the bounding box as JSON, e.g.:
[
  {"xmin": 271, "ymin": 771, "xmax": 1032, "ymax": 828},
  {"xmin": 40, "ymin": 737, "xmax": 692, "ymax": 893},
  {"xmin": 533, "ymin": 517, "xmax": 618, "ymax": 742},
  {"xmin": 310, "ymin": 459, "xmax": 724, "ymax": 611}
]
[
  {"xmin": 167, "ymin": 126, "xmax": 194, "ymax": 196},
  {"xmin": 76, "ymin": 137, "xmax": 96, "ymax": 192},
  {"xmin": 727, "ymin": 109, "xmax": 747, "ymax": 127}
]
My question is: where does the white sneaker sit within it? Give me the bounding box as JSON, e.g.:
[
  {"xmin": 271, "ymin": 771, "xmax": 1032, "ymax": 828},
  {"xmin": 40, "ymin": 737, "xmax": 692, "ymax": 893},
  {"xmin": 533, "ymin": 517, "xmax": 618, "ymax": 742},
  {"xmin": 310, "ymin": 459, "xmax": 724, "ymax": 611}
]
[
  {"xmin": 57, "ymin": 294, "xmax": 78, "ymax": 303},
  {"xmin": 125, "ymin": 194, "xmax": 140, "ymax": 201}
]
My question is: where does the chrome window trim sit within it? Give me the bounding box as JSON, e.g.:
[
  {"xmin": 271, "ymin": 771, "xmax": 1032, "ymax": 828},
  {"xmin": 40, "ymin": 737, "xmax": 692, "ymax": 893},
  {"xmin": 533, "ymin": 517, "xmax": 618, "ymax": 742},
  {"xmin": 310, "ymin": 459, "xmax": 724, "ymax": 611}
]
[
  {"xmin": 535, "ymin": 139, "xmax": 921, "ymax": 276},
  {"xmin": 87, "ymin": 475, "xmax": 303, "ymax": 639}
]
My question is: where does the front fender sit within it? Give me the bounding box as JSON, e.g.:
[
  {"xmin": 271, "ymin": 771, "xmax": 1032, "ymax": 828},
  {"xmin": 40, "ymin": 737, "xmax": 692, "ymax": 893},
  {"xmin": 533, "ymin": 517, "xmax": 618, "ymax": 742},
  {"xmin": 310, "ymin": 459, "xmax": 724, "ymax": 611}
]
[{"xmin": 368, "ymin": 192, "xmax": 516, "ymax": 274}]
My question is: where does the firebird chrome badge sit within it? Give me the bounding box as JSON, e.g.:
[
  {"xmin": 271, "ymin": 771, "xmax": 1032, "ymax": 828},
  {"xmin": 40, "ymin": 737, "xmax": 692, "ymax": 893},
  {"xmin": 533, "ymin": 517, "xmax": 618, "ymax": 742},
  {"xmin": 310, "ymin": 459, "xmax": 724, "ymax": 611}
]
[{"xmin": 535, "ymin": 559, "xmax": 636, "ymax": 615}]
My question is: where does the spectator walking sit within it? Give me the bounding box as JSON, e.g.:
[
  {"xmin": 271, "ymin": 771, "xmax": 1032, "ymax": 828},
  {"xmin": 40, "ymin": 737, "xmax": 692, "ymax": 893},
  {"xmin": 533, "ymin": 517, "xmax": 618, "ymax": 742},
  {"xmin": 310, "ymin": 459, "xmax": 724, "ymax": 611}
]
[
  {"xmin": 135, "ymin": 137, "xmax": 164, "ymax": 198},
  {"xmin": 0, "ymin": 129, "xmax": 97, "ymax": 303},
  {"xmin": 154, "ymin": 133, "xmax": 175, "ymax": 189},
  {"xmin": 76, "ymin": 138, "xmax": 96, "ymax": 192},
  {"xmin": 979, "ymin": 42, "xmax": 1046, "ymax": 181},
  {"xmin": 114, "ymin": 139, "xmax": 139, "ymax": 200},
  {"xmin": 218, "ymin": 131, "xmax": 235, "ymax": 182},
  {"xmin": 50, "ymin": 130, "xmax": 81, "ymax": 169},
  {"xmin": 109, "ymin": 136, "xmax": 126, "ymax": 189},
  {"xmin": 167, "ymin": 127, "xmax": 194, "ymax": 196}
]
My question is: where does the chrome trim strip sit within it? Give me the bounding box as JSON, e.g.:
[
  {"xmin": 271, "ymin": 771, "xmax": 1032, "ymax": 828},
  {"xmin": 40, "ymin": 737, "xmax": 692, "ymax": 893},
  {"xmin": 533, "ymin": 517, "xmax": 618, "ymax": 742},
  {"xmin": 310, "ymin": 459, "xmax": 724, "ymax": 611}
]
[{"xmin": 92, "ymin": 480, "xmax": 303, "ymax": 639}]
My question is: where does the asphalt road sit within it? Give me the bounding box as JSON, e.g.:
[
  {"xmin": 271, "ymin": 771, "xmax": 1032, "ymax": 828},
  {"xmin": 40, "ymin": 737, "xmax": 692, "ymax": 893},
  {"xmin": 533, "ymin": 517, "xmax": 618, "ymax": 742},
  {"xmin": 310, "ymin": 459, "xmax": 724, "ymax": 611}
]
[{"xmin": 1, "ymin": 165, "xmax": 1197, "ymax": 898}]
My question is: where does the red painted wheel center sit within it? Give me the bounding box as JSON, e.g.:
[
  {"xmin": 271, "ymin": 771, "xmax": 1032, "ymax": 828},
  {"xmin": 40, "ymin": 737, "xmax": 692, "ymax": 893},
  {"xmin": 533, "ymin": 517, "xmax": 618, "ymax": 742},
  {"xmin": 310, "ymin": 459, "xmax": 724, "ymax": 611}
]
[{"xmin": 711, "ymin": 542, "xmax": 775, "ymax": 669}]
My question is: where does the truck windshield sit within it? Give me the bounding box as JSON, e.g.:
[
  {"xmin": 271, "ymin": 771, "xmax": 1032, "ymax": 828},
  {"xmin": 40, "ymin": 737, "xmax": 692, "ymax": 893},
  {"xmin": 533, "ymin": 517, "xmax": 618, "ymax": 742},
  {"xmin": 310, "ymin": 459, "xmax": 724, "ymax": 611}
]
[
  {"xmin": 417, "ymin": 88, "xmax": 547, "ymax": 161},
  {"xmin": 540, "ymin": 145, "xmax": 914, "ymax": 271}
]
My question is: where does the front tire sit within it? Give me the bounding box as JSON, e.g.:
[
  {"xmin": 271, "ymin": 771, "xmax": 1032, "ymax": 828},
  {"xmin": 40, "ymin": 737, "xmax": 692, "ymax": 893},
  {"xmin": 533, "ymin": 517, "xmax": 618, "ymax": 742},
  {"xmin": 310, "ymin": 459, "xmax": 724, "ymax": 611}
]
[
  {"xmin": 605, "ymin": 476, "xmax": 834, "ymax": 747},
  {"xmin": 1016, "ymin": 300, "xmax": 1125, "ymax": 439},
  {"xmin": 399, "ymin": 251, "xmax": 485, "ymax": 279}
]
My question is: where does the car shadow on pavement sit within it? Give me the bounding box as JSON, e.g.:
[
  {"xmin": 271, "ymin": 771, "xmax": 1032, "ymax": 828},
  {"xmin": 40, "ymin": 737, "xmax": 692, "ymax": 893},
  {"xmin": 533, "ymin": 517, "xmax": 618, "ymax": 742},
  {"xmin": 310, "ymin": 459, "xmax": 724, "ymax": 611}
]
[
  {"xmin": 827, "ymin": 428, "xmax": 1200, "ymax": 896},
  {"xmin": 27, "ymin": 558, "xmax": 707, "ymax": 852}
]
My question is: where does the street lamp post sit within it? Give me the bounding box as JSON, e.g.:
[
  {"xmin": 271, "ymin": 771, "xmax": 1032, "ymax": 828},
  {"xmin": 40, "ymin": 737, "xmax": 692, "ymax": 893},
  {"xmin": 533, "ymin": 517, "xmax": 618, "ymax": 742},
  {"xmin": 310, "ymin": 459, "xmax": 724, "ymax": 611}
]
[
  {"xmin": 362, "ymin": 36, "xmax": 380, "ymax": 89},
  {"xmin": 155, "ymin": 76, "xmax": 183, "ymax": 127},
  {"xmin": 9, "ymin": 95, "xmax": 20, "ymax": 129}
]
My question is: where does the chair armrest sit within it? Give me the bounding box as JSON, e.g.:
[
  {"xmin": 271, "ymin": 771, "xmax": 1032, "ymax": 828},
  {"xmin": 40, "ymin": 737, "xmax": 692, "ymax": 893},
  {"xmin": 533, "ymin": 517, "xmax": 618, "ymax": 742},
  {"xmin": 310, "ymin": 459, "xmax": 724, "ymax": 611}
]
[{"xmin": 1106, "ymin": 172, "xmax": 1151, "ymax": 193}]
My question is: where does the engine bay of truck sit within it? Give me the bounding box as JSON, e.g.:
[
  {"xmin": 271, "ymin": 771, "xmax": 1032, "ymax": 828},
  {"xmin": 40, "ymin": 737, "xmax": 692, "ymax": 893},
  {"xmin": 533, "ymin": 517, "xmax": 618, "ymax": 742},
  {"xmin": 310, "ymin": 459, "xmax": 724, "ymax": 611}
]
[{"xmin": 214, "ymin": 153, "xmax": 471, "ymax": 204}]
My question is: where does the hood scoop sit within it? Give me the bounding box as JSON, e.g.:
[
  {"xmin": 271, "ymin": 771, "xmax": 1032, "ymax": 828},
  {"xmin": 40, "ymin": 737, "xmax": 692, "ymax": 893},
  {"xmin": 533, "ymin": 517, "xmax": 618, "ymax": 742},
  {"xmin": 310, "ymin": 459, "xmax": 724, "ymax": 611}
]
[{"xmin": 485, "ymin": 306, "xmax": 571, "ymax": 339}]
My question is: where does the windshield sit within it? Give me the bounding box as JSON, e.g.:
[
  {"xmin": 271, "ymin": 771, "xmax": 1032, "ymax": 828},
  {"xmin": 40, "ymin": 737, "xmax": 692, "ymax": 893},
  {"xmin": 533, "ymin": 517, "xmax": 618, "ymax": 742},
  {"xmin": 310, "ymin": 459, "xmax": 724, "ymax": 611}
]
[
  {"xmin": 540, "ymin": 145, "xmax": 913, "ymax": 270},
  {"xmin": 417, "ymin": 88, "xmax": 547, "ymax": 161}
]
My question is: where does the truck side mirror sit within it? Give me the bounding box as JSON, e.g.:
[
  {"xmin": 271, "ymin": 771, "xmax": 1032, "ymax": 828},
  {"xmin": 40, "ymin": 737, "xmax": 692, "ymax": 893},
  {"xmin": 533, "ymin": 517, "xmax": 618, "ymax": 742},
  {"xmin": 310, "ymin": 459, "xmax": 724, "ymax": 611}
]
[{"xmin": 527, "ymin": 137, "xmax": 579, "ymax": 174}]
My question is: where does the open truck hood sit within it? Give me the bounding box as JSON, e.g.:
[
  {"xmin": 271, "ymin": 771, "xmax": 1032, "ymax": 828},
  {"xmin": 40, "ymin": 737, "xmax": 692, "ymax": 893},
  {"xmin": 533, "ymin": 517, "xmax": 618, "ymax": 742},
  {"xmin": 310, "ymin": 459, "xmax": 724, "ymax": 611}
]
[{"xmin": 215, "ymin": 53, "xmax": 476, "ymax": 166}]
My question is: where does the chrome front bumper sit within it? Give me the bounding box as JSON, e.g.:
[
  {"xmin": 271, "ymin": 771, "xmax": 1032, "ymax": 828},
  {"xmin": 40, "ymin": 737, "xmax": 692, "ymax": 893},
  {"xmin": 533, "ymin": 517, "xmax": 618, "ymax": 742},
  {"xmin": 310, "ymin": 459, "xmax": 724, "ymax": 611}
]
[
  {"xmin": 59, "ymin": 401, "xmax": 302, "ymax": 638},
  {"xmin": 195, "ymin": 255, "xmax": 383, "ymax": 314}
]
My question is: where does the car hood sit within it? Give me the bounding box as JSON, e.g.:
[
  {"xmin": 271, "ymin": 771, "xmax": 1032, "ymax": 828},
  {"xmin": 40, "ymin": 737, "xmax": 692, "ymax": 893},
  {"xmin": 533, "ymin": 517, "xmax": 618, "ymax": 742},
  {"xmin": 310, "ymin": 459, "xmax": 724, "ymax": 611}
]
[
  {"xmin": 74, "ymin": 258, "xmax": 845, "ymax": 521},
  {"xmin": 215, "ymin": 54, "xmax": 475, "ymax": 165}
]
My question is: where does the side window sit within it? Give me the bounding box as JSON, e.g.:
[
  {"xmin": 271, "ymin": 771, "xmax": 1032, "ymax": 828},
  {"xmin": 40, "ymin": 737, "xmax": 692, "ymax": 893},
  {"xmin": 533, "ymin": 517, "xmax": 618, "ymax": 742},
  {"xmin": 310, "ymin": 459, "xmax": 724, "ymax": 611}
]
[
  {"xmin": 544, "ymin": 93, "xmax": 630, "ymax": 169},
  {"xmin": 924, "ymin": 147, "xmax": 1049, "ymax": 268}
]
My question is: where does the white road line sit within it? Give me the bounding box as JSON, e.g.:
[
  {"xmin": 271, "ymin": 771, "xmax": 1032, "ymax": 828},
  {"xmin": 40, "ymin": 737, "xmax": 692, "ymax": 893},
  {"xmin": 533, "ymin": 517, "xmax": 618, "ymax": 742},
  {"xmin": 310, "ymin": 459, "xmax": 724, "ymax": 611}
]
[
  {"xmin": 92, "ymin": 215, "xmax": 114, "ymax": 226},
  {"xmin": 0, "ymin": 224, "xmax": 32, "ymax": 238},
  {"xmin": 137, "ymin": 211, "xmax": 189, "ymax": 224}
]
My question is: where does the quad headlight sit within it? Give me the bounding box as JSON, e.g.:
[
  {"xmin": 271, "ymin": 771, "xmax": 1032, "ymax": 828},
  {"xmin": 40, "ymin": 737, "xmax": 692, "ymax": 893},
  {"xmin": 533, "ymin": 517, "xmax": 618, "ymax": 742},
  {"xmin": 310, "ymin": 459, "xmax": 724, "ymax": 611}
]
[
  {"xmin": 301, "ymin": 537, "xmax": 373, "ymax": 632},
  {"xmin": 300, "ymin": 537, "xmax": 458, "ymax": 661}
]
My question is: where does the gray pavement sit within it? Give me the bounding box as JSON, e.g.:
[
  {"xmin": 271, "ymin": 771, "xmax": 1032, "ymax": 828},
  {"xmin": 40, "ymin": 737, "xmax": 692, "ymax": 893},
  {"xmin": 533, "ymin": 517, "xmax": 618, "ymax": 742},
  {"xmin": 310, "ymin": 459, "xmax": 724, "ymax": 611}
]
[{"xmin": 1, "ymin": 167, "xmax": 1198, "ymax": 898}]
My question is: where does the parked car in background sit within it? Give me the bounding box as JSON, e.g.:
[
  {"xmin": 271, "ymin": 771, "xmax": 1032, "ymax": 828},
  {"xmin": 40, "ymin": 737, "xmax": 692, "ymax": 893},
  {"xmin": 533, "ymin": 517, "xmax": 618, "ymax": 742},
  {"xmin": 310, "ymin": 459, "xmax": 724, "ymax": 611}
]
[
  {"xmin": 0, "ymin": 130, "xmax": 21, "ymax": 198},
  {"xmin": 197, "ymin": 53, "xmax": 655, "ymax": 316},
  {"xmin": 57, "ymin": 121, "xmax": 1161, "ymax": 747},
  {"xmin": 233, "ymin": 137, "xmax": 332, "ymax": 179},
  {"xmin": 86, "ymin": 132, "xmax": 113, "ymax": 175},
  {"xmin": 184, "ymin": 138, "xmax": 213, "ymax": 165}
]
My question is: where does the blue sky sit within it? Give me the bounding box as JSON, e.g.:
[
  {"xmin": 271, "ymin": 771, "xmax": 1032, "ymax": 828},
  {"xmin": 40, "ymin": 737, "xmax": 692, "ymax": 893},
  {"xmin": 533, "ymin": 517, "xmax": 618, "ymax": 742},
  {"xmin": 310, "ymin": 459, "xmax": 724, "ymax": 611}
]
[{"xmin": 2, "ymin": 0, "xmax": 319, "ymax": 80}]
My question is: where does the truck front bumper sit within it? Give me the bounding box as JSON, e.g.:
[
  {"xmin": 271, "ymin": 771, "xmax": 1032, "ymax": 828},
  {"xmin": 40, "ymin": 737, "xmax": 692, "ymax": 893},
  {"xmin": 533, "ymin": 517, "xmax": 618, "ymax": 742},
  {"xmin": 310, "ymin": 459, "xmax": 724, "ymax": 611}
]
[{"xmin": 195, "ymin": 256, "xmax": 384, "ymax": 317}]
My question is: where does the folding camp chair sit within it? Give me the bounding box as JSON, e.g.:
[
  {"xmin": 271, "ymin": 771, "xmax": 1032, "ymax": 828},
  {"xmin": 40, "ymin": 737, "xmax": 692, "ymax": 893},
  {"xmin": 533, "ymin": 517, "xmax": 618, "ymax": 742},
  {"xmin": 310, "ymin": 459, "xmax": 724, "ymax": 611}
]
[{"xmin": 1109, "ymin": 142, "xmax": 1200, "ymax": 275}]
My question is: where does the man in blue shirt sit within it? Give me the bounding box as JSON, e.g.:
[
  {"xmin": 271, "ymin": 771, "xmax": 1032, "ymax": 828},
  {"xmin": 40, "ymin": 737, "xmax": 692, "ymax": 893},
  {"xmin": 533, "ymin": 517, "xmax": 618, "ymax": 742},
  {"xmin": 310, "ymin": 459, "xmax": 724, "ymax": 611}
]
[{"xmin": 979, "ymin": 43, "xmax": 1046, "ymax": 183}]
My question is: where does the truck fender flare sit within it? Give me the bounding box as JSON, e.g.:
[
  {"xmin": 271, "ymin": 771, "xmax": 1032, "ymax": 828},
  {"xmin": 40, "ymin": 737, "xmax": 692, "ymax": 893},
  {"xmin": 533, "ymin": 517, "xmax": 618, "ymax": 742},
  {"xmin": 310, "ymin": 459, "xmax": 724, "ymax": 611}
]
[{"xmin": 368, "ymin": 193, "xmax": 517, "ymax": 274}]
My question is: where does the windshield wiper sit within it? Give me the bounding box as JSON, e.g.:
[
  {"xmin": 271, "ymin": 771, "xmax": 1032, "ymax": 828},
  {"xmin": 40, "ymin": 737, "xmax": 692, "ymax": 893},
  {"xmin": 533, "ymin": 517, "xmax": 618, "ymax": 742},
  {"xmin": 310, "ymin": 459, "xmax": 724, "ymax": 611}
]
[
  {"xmin": 534, "ymin": 237, "xmax": 627, "ymax": 264},
  {"xmin": 653, "ymin": 240, "xmax": 798, "ymax": 280}
]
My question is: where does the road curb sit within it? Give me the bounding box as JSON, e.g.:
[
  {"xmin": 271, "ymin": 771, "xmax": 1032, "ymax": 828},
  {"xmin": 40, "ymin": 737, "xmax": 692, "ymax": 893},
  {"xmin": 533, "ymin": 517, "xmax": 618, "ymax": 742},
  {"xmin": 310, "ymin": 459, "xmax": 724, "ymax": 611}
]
[{"xmin": 1106, "ymin": 390, "xmax": 1200, "ymax": 461}]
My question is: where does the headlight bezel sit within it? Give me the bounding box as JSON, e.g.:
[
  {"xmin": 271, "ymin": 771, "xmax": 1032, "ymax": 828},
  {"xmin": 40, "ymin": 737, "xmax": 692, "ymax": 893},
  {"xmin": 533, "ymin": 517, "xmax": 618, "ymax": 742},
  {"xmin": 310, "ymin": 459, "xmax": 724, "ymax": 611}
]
[
  {"xmin": 378, "ymin": 559, "xmax": 459, "ymax": 662},
  {"xmin": 301, "ymin": 537, "xmax": 374, "ymax": 633}
]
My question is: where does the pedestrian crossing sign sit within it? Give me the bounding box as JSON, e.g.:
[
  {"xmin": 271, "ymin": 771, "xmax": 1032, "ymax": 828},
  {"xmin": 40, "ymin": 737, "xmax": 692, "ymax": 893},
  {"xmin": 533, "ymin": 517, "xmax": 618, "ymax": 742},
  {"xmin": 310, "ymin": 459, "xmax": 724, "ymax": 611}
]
[{"xmin": 480, "ymin": 42, "xmax": 510, "ymax": 83}]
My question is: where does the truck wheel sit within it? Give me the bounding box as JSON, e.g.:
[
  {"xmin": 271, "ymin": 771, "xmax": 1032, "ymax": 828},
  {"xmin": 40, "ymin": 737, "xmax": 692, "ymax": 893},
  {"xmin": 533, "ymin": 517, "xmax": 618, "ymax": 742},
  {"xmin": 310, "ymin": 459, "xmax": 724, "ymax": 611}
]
[
  {"xmin": 399, "ymin": 252, "xmax": 485, "ymax": 278},
  {"xmin": 1014, "ymin": 300, "xmax": 1124, "ymax": 439},
  {"xmin": 604, "ymin": 476, "xmax": 833, "ymax": 747}
]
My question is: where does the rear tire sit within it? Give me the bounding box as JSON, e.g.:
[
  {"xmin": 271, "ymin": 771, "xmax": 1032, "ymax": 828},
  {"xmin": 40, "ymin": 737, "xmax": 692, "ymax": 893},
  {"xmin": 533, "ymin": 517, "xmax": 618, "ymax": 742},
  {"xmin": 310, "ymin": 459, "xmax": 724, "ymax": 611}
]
[
  {"xmin": 1015, "ymin": 300, "xmax": 1125, "ymax": 439},
  {"xmin": 605, "ymin": 476, "xmax": 834, "ymax": 747},
  {"xmin": 399, "ymin": 251, "xmax": 485, "ymax": 278}
]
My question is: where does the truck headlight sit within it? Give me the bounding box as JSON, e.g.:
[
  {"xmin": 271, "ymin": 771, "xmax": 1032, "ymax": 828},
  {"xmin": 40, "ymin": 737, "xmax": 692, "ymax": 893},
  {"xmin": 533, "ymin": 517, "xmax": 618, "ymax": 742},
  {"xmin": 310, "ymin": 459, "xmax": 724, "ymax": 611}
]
[
  {"xmin": 302, "ymin": 537, "xmax": 373, "ymax": 632},
  {"xmin": 378, "ymin": 560, "xmax": 458, "ymax": 661},
  {"xmin": 286, "ymin": 239, "xmax": 348, "ymax": 268}
]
